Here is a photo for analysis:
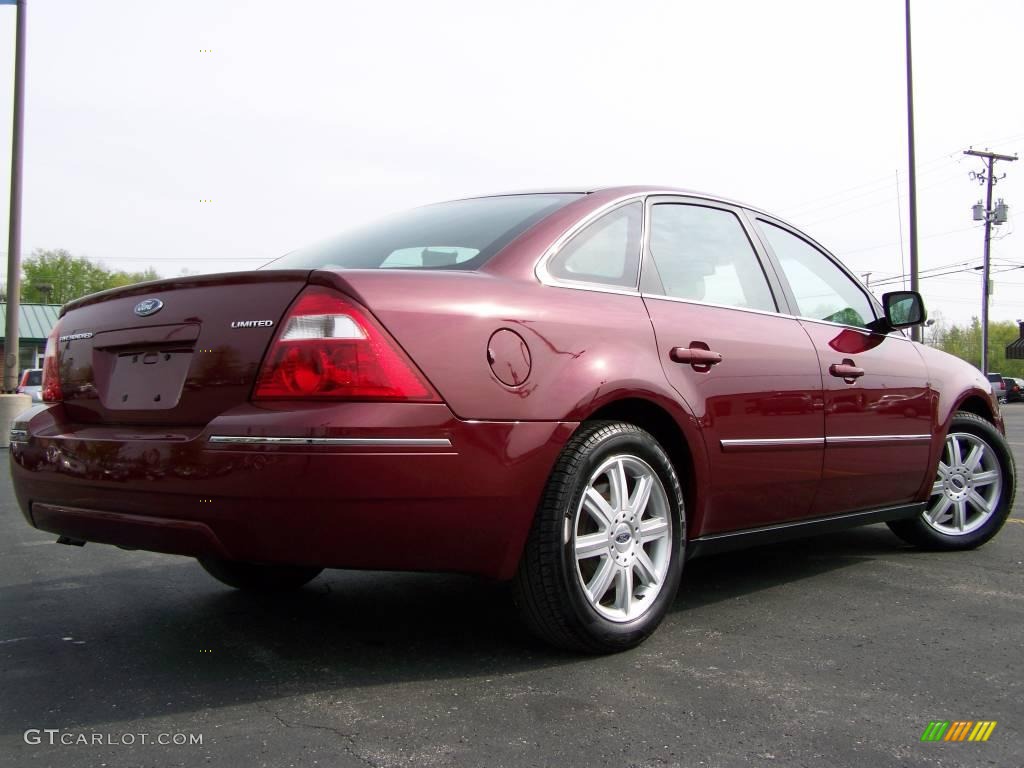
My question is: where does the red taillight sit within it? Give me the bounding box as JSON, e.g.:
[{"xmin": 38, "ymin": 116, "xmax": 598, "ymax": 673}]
[
  {"xmin": 253, "ymin": 287, "xmax": 440, "ymax": 402},
  {"xmin": 42, "ymin": 323, "xmax": 62, "ymax": 402}
]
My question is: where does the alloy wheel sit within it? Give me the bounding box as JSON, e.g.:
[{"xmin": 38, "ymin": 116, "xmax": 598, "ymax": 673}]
[
  {"xmin": 567, "ymin": 454, "xmax": 673, "ymax": 622},
  {"xmin": 925, "ymin": 431, "xmax": 1003, "ymax": 536}
]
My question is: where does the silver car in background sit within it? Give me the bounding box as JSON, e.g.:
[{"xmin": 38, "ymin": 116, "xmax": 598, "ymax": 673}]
[
  {"xmin": 16, "ymin": 368, "xmax": 43, "ymax": 403},
  {"xmin": 987, "ymin": 372, "xmax": 1006, "ymax": 403}
]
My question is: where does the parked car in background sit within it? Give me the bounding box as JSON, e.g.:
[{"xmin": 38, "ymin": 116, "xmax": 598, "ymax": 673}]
[
  {"xmin": 1004, "ymin": 377, "xmax": 1023, "ymax": 403},
  {"xmin": 8, "ymin": 186, "xmax": 1018, "ymax": 652},
  {"xmin": 987, "ymin": 372, "xmax": 1006, "ymax": 403},
  {"xmin": 16, "ymin": 368, "xmax": 43, "ymax": 402}
]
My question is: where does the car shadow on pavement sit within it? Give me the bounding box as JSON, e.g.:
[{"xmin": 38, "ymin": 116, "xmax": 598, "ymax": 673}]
[
  {"xmin": 0, "ymin": 524, "xmax": 912, "ymax": 736},
  {"xmin": 674, "ymin": 524, "xmax": 913, "ymax": 611}
]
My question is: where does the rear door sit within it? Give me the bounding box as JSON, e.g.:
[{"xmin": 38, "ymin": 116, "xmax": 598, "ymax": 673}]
[
  {"xmin": 752, "ymin": 217, "xmax": 933, "ymax": 515},
  {"xmin": 640, "ymin": 196, "xmax": 825, "ymax": 533}
]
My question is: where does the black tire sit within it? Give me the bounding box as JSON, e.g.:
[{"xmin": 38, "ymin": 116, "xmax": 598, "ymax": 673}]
[
  {"xmin": 512, "ymin": 421, "xmax": 686, "ymax": 653},
  {"xmin": 198, "ymin": 557, "xmax": 323, "ymax": 591},
  {"xmin": 888, "ymin": 411, "xmax": 1016, "ymax": 550}
]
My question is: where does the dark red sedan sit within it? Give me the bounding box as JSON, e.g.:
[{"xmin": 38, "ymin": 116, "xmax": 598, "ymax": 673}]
[{"xmin": 9, "ymin": 186, "xmax": 1016, "ymax": 652}]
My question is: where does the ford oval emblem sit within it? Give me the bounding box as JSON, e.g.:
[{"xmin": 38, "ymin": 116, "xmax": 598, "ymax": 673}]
[{"xmin": 134, "ymin": 298, "xmax": 163, "ymax": 317}]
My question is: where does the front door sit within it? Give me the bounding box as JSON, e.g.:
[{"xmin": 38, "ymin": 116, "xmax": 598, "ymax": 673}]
[
  {"xmin": 640, "ymin": 197, "xmax": 825, "ymax": 534},
  {"xmin": 754, "ymin": 218, "xmax": 933, "ymax": 516}
]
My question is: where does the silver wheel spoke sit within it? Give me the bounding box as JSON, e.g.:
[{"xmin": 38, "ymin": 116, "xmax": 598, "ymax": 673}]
[
  {"xmin": 973, "ymin": 470, "xmax": 999, "ymax": 487},
  {"xmin": 638, "ymin": 517, "xmax": 669, "ymax": 543},
  {"xmin": 966, "ymin": 490, "xmax": 992, "ymax": 516},
  {"xmin": 583, "ymin": 487, "xmax": 615, "ymax": 528},
  {"xmin": 964, "ymin": 444, "xmax": 984, "ymax": 471},
  {"xmin": 629, "ymin": 474, "xmax": 654, "ymax": 517},
  {"xmin": 575, "ymin": 533, "xmax": 608, "ymax": 560},
  {"xmin": 947, "ymin": 435, "xmax": 963, "ymax": 465},
  {"xmin": 927, "ymin": 494, "xmax": 952, "ymax": 523},
  {"xmin": 587, "ymin": 557, "xmax": 616, "ymax": 603},
  {"xmin": 634, "ymin": 548, "xmax": 660, "ymax": 587},
  {"xmin": 608, "ymin": 460, "xmax": 629, "ymax": 511},
  {"xmin": 613, "ymin": 567, "xmax": 633, "ymax": 613},
  {"xmin": 930, "ymin": 479, "xmax": 944, "ymax": 496},
  {"xmin": 953, "ymin": 500, "xmax": 967, "ymax": 532}
]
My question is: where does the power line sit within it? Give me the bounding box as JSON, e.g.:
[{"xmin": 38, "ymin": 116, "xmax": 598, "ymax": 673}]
[
  {"xmin": 871, "ymin": 263, "xmax": 1023, "ymax": 289},
  {"xmin": 779, "ymin": 130, "xmax": 1022, "ymax": 219},
  {"xmin": 837, "ymin": 223, "xmax": 982, "ymax": 256},
  {"xmin": 797, "ymin": 167, "xmax": 968, "ymax": 229},
  {"xmin": 780, "ymin": 156, "xmax": 961, "ymax": 219},
  {"xmin": 778, "ymin": 152, "xmax": 958, "ymax": 216}
]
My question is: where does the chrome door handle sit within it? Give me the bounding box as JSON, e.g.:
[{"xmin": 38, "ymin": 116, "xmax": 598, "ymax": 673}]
[
  {"xmin": 670, "ymin": 346, "xmax": 723, "ymax": 367},
  {"xmin": 829, "ymin": 360, "xmax": 864, "ymax": 381}
]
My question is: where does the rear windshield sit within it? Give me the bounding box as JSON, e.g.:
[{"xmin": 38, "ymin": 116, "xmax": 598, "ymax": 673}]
[
  {"xmin": 266, "ymin": 194, "xmax": 582, "ymax": 271},
  {"xmin": 23, "ymin": 370, "xmax": 42, "ymax": 386}
]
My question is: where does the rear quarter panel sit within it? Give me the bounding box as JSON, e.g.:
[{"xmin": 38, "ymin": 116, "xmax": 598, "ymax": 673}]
[
  {"xmin": 311, "ymin": 270, "xmax": 673, "ymax": 423},
  {"xmin": 310, "ymin": 269, "xmax": 714, "ymax": 532}
]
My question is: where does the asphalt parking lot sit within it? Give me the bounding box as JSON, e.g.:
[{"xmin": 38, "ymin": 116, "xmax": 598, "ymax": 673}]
[{"xmin": 1, "ymin": 408, "xmax": 1022, "ymax": 768}]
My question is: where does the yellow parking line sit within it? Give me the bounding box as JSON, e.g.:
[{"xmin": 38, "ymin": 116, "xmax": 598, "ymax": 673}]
[{"xmin": 1006, "ymin": 519, "xmax": 1024, "ymax": 525}]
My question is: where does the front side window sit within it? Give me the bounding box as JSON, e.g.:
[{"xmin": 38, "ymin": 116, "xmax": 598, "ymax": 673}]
[
  {"xmin": 547, "ymin": 202, "xmax": 643, "ymax": 288},
  {"xmin": 757, "ymin": 221, "xmax": 875, "ymax": 328},
  {"xmin": 646, "ymin": 204, "xmax": 776, "ymax": 312}
]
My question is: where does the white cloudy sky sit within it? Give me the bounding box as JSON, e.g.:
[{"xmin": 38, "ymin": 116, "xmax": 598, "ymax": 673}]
[{"xmin": 0, "ymin": 0, "xmax": 1021, "ymax": 326}]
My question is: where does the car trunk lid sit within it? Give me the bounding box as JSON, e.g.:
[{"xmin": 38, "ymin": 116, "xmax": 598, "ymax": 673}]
[{"xmin": 53, "ymin": 271, "xmax": 310, "ymax": 426}]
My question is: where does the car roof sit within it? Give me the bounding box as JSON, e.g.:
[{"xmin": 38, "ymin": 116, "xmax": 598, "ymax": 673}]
[{"xmin": 461, "ymin": 185, "xmax": 777, "ymax": 218}]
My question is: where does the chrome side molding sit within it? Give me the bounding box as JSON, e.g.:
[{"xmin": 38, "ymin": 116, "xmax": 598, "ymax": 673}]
[
  {"xmin": 207, "ymin": 435, "xmax": 452, "ymax": 448},
  {"xmin": 721, "ymin": 434, "xmax": 931, "ymax": 452},
  {"xmin": 825, "ymin": 434, "xmax": 932, "ymax": 445},
  {"xmin": 720, "ymin": 437, "xmax": 824, "ymax": 452}
]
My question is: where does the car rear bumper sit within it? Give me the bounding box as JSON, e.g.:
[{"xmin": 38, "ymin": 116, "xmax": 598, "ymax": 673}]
[{"xmin": 9, "ymin": 403, "xmax": 576, "ymax": 580}]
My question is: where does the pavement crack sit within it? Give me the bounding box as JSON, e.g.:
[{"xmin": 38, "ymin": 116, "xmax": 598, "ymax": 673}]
[{"xmin": 257, "ymin": 704, "xmax": 379, "ymax": 768}]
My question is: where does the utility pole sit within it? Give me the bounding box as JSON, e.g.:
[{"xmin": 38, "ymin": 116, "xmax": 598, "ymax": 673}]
[
  {"xmin": 964, "ymin": 147, "xmax": 1017, "ymax": 375},
  {"xmin": 905, "ymin": 0, "xmax": 921, "ymax": 341},
  {"xmin": 2, "ymin": 0, "xmax": 26, "ymax": 393}
]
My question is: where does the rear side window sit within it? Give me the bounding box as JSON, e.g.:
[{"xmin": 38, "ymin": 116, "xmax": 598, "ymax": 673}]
[
  {"xmin": 547, "ymin": 202, "xmax": 643, "ymax": 288},
  {"xmin": 646, "ymin": 204, "xmax": 776, "ymax": 312},
  {"xmin": 22, "ymin": 370, "xmax": 42, "ymax": 386},
  {"xmin": 269, "ymin": 194, "xmax": 581, "ymax": 271}
]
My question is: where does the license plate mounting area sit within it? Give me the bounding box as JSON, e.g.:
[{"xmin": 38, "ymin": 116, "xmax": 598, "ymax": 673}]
[{"xmin": 102, "ymin": 348, "xmax": 193, "ymax": 410}]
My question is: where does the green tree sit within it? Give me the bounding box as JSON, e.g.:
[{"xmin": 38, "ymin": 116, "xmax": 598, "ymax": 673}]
[
  {"xmin": 934, "ymin": 316, "xmax": 1024, "ymax": 378},
  {"xmin": 21, "ymin": 249, "xmax": 159, "ymax": 305}
]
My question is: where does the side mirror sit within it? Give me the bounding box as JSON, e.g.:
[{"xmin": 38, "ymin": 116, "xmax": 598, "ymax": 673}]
[{"xmin": 871, "ymin": 291, "xmax": 926, "ymax": 332}]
